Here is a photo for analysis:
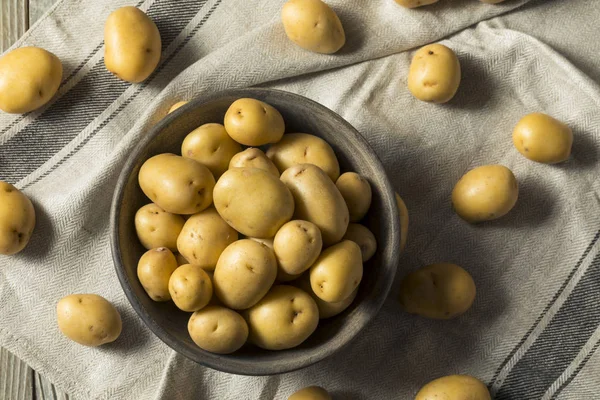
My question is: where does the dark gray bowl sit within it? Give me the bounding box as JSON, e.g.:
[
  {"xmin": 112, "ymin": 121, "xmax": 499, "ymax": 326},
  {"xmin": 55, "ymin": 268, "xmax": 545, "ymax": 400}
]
[{"xmin": 110, "ymin": 88, "xmax": 400, "ymax": 375}]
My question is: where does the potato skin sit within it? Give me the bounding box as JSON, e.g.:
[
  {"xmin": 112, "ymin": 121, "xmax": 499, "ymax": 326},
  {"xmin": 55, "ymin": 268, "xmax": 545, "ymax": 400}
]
[
  {"xmin": 288, "ymin": 386, "xmax": 332, "ymax": 400},
  {"xmin": 399, "ymin": 263, "xmax": 476, "ymax": 319},
  {"xmin": 267, "ymin": 133, "xmax": 340, "ymax": 181},
  {"xmin": 138, "ymin": 153, "xmax": 215, "ymax": 215},
  {"xmin": 188, "ymin": 305, "xmax": 248, "ymax": 354},
  {"xmin": 282, "ymin": 0, "xmax": 345, "ymax": 54},
  {"xmin": 246, "ymin": 285, "xmax": 319, "ymax": 350},
  {"xmin": 342, "ymin": 223, "xmax": 377, "ymax": 262},
  {"xmin": 135, "ymin": 203, "xmax": 184, "ymax": 251},
  {"xmin": 296, "ymin": 272, "xmax": 357, "ymax": 319},
  {"xmin": 0, "ymin": 47, "xmax": 63, "ymax": 114},
  {"xmin": 512, "ymin": 113, "xmax": 573, "ymax": 164},
  {"xmin": 224, "ymin": 98, "xmax": 285, "ymax": 146},
  {"xmin": 104, "ymin": 6, "xmax": 161, "ymax": 83},
  {"xmin": 249, "ymin": 237, "xmax": 301, "ymax": 282},
  {"xmin": 394, "ymin": 0, "xmax": 439, "ymax": 8},
  {"xmin": 274, "ymin": 220, "xmax": 323, "ymax": 275},
  {"xmin": 280, "ymin": 164, "xmax": 349, "ymax": 246},
  {"xmin": 408, "ymin": 44, "xmax": 461, "ymax": 103},
  {"xmin": 182, "ymin": 123, "xmax": 242, "ymax": 178},
  {"xmin": 0, "ymin": 181, "xmax": 36, "ymax": 255},
  {"xmin": 229, "ymin": 148, "xmax": 280, "ymax": 177},
  {"xmin": 415, "ymin": 375, "xmax": 491, "ymax": 400},
  {"xmin": 395, "ymin": 193, "xmax": 409, "ymax": 253},
  {"xmin": 137, "ymin": 247, "xmax": 178, "ymax": 301},
  {"xmin": 336, "ymin": 172, "xmax": 372, "ymax": 222},
  {"xmin": 56, "ymin": 294, "xmax": 122, "ymax": 347},
  {"xmin": 452, "ymin": 165, "xmax": 518, "ymax": 223},
  {"xmin": 169, "ymin": 264, "xmax": 213, "ymax": 312},
  {"xmin": 168, "ymin": 101, "xmax": 187, "ymax": 114}
]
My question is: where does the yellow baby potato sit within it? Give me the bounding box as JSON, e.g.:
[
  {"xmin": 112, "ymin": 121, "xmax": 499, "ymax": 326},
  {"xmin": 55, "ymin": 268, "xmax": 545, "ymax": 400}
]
[
  {"xmin": 0, "ymin": 47, "xmax": 63, "ymax": 114},
  {"xmin": 415, "ymin": 375, "xmax": 491, "ymax": 400},
  {"xmin": 138, "ymin": 153, "xmax": 215, "ymax": 215},
  {"xmin": 512, "ymin": 113, "xmax": 573, "ymax": 164},
  {"xmin": 395, "ymin": 193, "xmax": 409, "ymax": 253},
  {"xmin": 335, "ymin": 172, "xmax": 372, "ymax": 222},
  {"xmin": 188, "ymin": 305, "xmax": 248, "ymax": 354},
  {"xmin": 408, "ymin": 43, "xmax": 461, "ymax": 103},
  {"xmin": 399, "ymin": 263, "xmax": 476, "ymax": 320},
  {"xmin": 0, "ymin": 181, "xmax": 36, "ymax": 255},
  {"xmin": 394, "ymin": 0, "xmax": 439, "ymax": 8},
  {"xmin": 267, "ymin": 133, "xmax": 340, "ymax": 181},
  {"xmin": 134, "ymin": 203, "xmax": 184, "ymax": 251},
  {"xmin": 223, "ymin": 98, "xmax": 285, "ymax": 146},
  {"xmin": 274, "ymin": 220, "xmax": 323, "ymax": 275},
  {"xmin": 342, "ymin": 223, "xmax": 377, "ymax": 262},
  {"xmin": 281, "ymin": 0, "xmax": 345, "ymax": 54},
  {"xmin": 452, "ymin": 164, "xmax": 518, "ymax": 223},
  {"xmin": 137, "ymin": 247, "xmax": 178, "ymax": 302},
  {"xmin": 168, "ymin": 101, "xmax": 188, "ymax": 114},
  {"xmin": 182, "ymin": 123, "xmax": 242, "ymax": 178},
  {"xmin": 249, "ymin": 237, "xmax": 301, "ymax": 282},
  {"xmin": 296, "ymin": 272, "xmax": 357, "ymax": 319},
  {"xmin": 246, "ymin": 285, "xmax": 319, "ymax": 350},
  {"xmin": 168, "ymin": 264, "xmax": 213, "ymax": 312},
  {"xmin": 56, "ymin": 294, "xmax": 122, "ymax": 347},
  {"xmin": 104, "ymin": 6, "xmax": 161, "ymax": 83},
  {"xmin": 289, "ymin": 386, "xmax": 332, "ymax": 400},
  {"xmin": 229, "ymin": 148, "xmax": 280, "ymax": 177}
]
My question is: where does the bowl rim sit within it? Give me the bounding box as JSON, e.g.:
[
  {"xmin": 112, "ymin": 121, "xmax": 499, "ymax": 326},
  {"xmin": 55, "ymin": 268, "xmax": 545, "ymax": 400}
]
[{"xmin": 110, "ymin": 87, "xmax": 400, "ymax": 375}]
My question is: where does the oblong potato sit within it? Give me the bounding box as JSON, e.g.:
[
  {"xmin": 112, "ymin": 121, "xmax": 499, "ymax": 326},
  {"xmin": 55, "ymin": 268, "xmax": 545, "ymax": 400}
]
[
  {"xmin": 176, "ymin": 207, "xmax": 238, "ymax": 270},
  {"xmin": 182, "ymin": 123, "xmax": 242, "ymax": 178},
  {"xmin": 281, "ymin": 0, "xmax": 345, "ymax": 54},
  {"xmin": 342, "ymin": 223, "xmax": 377, "ymax": 262},
  {"xmin": 394, "ymin": 0, "xmax": 438, "ymax": 8},
  {"xmin": 280, "ymin": 164, "xmax": 349, "ymax": 246},
  {"xmin": 137, "ymin": 247, "xmax": 178, "ymax": 301},
  {"xmin": 395, "ymin": 193, "xmax": 409, "ymax": 253},
  {"xmin": 408, "ymin": 43, "xmax": 461, "ymax": 103},
  {"xmin": 310, "ymin": 240, "xmax": 362, "ymax": 303},
  {"xmin": 104, "ymin": 6, "xmax": 161, "ymax": 83},
  {"xmin": 56, "ymin": 294, "xmax": 122, "ymax": 347},
  {"xmin": 0, "ymin": 181, "xmax": 36, "ymax": 255},
  {"xmin": 399, "ymin": 263, "xmax": 476, "ymax": 319},
  {"xmin": 415, "ymin": 375, "xmax": 491, "ymax": 400},
  {"xmin": 135, "ymin": 203, "xmax": 184, "ymax": 251},
  {"xmin": 335, "ymin": 172, "xmax": 372, "ymax": 222},
  {"xmin": 0, "ymin": 47, "xmax": 63, "ymax": 114},
  {"xmin": 138, "ymin": 153, "xmax": 215, "ymax": 215},
  {"xmin": 274, "ymin": 220, "xmax": 323, "ymax": 275},
  {"xmin": 223, "ymin": 98, "xmax": 285, "ymax": 146},
  {"xmin": 188, "ymin": 305, "xmax": 248, "ymax": 354},
  {"xmin": 289, "ymin": 386, "xmax": 332, "ymax": 400},
  {"xmin": 213, "ymin": 167, "xmax": 294, "ymax": 238},
  {"xmin": 296, "ymin": 272, "xmax": 357, "ymax": 319},
  {"xmin": 512, "ymin": 113, "xmax": 573, "ymax": 164},
  {"xmin": 267, "ymin": 133, "xmax": 340, "ymax": 181},
  {"xmin": 169, "ymin": 264, "xmax": 213, "ymax": 312},
  {"xmin": 229, "ymin": 148, "xmax": 280, "ymax": 177},
  {"xmin": 246, "ymin": 285, "xmax": 319, "ymax": 350}
]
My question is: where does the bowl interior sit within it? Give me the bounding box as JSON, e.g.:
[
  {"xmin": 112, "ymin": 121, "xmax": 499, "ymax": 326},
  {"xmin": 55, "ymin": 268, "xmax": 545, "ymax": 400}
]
[{"xmin": 111, "ymin": 88, "xmax": 400, "ymax": 375}]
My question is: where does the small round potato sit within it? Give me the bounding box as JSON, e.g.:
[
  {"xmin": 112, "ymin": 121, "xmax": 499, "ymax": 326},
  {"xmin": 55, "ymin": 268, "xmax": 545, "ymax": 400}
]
[
  {"xmin": 395, "ymin": 193, "xmax": 409, "ymax": 253},
  {"xmin": 399, "ymin": 263, "xmax": 476, "ymax": 320},
  {"xmin": 452, "ymin": 164, "xmax": 518, "ymax": 223},
  {"xmin": 310, "ymin": 240, "xmax": 362, "ymax": 303},
  {"xmin": 104, "ymin": 6, "xmax": 161, "ymax": 83},
  {"xmin": 168, "ymin": 101, "xmax": 188, "ymax": 114},
  {"xmin": 229, "ymin": 148, "xmax": 280, "ymax": 177},
  {"xmin": 213, "ymin": 239, "xmax": 277, "ymax": 310},
  {"xmin": 213, "ymin": 167, "xmax": 294, "ymax": 238},
  {"xmin": 274, "ymin": 220, "xmax": 323, "ymax": 275},
  {"xmin": 297, "ymin": 272, "xmax": 357, "ymax": 319},
  {"xmin": 56, "ymin": 294, "xmax": 122, "ymax": 347},
  {"xmin": 415, "ymin": 375, "xmax": 491, "ymax": 400},
  {"xmin": 512, "ymin": 113, "xmax": 573, "ymax": 164},
  {"xmin": 137, "ymin": 247, "xmax": 178, "ymax": 301},
  {"xmin": 175, "ymin": 253, "xmax": 189, "ymax": 266},
  {"xmin": 182, "ymin": 123, "xmax": 242, "ymax": 178},
  {"xmin": 394, "ymin": 0, "xmax": 439, "ymax": 8},
  {"xmin": 223, "ymin": 98, "xmax": 285, "ymax": 146},
  {"xmin": 335, "ymin": 172, "xmax": 372, "ymax": 222},
  {"xmin": 135, "ymin": 203, "xmax": 184, "ymax": 251},
  {"xmin": 342, "ymin": 223, "xmax": 377, "ymax": 262},
  {"xmin": 169, "ymin": 264, "xmax": 213, "ymax": 312},
  {"xmin": 0, "ymin": 181, "xmax": 35, "ymax": 255},
  {"xmin": 0, "ymin": 47, "xmax": 63, "ymax": 114},
  {"xmin": 267, "ymin": 133, "xmax": 340, "ymax": 181},
  {"xmin": 289, "ymin": 386, "xmax": 332, "ymax": 400},
  {"xmin": 281, "ymin": 0, "xmax": 345, "ymax": 54},
  {"xmin": 408, "ymin": 43, "xmax": 461, "ymax": 104},
  {"xmin": 246, "ymin": 285, "xmax": 319, "ymax": 350},
  {"xmin": 188, "ymin": 305, "xmax": 248, "ymax": 354},
  {"xmin": 138, "ymin": 153, "xmax": 215, "ymax": 215},
  {"xmin": 280, "ymin": 164, "xmax": 348, "ymax": 246}
]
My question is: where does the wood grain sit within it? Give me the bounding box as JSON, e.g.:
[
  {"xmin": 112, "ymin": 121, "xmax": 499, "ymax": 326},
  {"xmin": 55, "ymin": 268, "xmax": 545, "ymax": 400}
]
[{"xmin": 0, "ymin": 0, "xmax": 28, "ymax": 52}]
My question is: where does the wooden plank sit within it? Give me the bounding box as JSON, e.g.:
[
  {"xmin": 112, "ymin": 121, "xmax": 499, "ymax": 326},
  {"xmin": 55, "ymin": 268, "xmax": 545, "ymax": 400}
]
[
  {"xmin": 0, "ymin": 0, "xmax": 28, "ymax": 52},
  {"xmin": 0, "ymin": 347, "xmax": 33, "ymax": 400}
]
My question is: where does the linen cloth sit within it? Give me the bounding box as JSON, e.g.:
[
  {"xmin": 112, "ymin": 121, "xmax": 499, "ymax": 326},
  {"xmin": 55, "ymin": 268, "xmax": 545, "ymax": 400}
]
[{"xmin": 1, "ymin": 0, "xmax": 600, "ymax": 398}]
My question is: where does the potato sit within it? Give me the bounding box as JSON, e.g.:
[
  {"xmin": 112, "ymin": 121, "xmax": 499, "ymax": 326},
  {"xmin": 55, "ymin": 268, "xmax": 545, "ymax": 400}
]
[
  {"xmin": 0, "ymin": 47, "xmax": 63, "ymax": 114},
  {"xmin": 281, "ymin": 0, "xmax": 345, "ymax": 54},
  {"xmin": 342, "ymin": 223, "xmax": 377, "ymax": 262},
  {"xmin": 134, "ymin": 203, "xmax": 184, "ymax": 251},
  {"xmin": 175, "ymin": 253, "xmax": 189, "ymax": 266},
  {"xmin": 169, "ymin": 264, "xmax": 213, "ymax": 312},
  {"xmin": 246, "ymin": 285, "xmax": 318, "ymax": 350},
  {"xmin": 408, "ymin": 43, "xmax": 461, "ymax": 103},
  {"xmin": 176, "ymin": 207, "xmax": 238, "ymax": 270},
  {"xmin": 289, "ymin": 386, "xmax": 332, "ymax": 400},
  {"xmin": 0, "ymin": 181, "xmax": 35, "ymax": 255},
  {"xmin": 296, "ymin": 272, "xmax": 357, "ymax": 319},
  {"xmin": 249, "ymin": 237, "xmax": 301, "ymax": 282},
  {"xmin": 267, "ymin": 133, "xmax": 340, "ymax": 181},
  {"xmin": 274, "ymin": 220, "xmax": 323, "ymax": 275},
  {"xmin": 415, "ymin": 375, "xmax": 491, "ymax": 400},
  {"xmin": 213, "ymin": 167, "xmax": 294, "ymax": 238},
  {"xmin": 56, "ymin": 294, "xmax": 122, "ymax": 347},
  {"xmin": 137, "ymin": 247, "xmax": 178, "ymax": 301},
  {"xmin": 310, "ymin": 240, "xmax": 362, "ymax": 302},
  {"xmin": 104, "ymin": 6, "xmax": 161, "ymax": 83},
  {"xmin": 223, "ymin": 98, "xmax": 285, "ymax": 146},
  {"xmin": 335, "ymin": 172, "xmax": 372, "ymax": 222},
  {"xmin": 182, "ymin": 123, "xmax": 242, "ymax": 178},
  {"xmin": 399, "ymin": 263, "xmax": 476, "ymax": 319},
  {"xmin": 168, "ymin": 101, "xmax": 187, "ymax": 114},
  {"xmin": 512, "ymin": 113, "xmax": 573, "ymax": 164},
  {"xmin": 452, "ymin": 164, "xmax": 518, "ymax": 223},
  {"xmin": 229, "ymin": 148, "xmax": 280, "ymax": 177},
  {"xmin": 280, "ymin": 164, "xmax": 348, "ymax": 246},
  {"xmin": 188, "ymin": 305, "xmax": 248, "ymax": 354},
  {"xmin": 395, "ymin": 193, "xmax": 409, "ymax": 253},
  {"xmin": 394, "ymin": 0, "xmax": 438, "ymax": 8},
  {"xmin": 213, "ymin": 239, "xmax": 277, "ymax": 309},
  {"xmin": 138, "ymin": 153, "xmax": 215, "ymax": 215}
]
